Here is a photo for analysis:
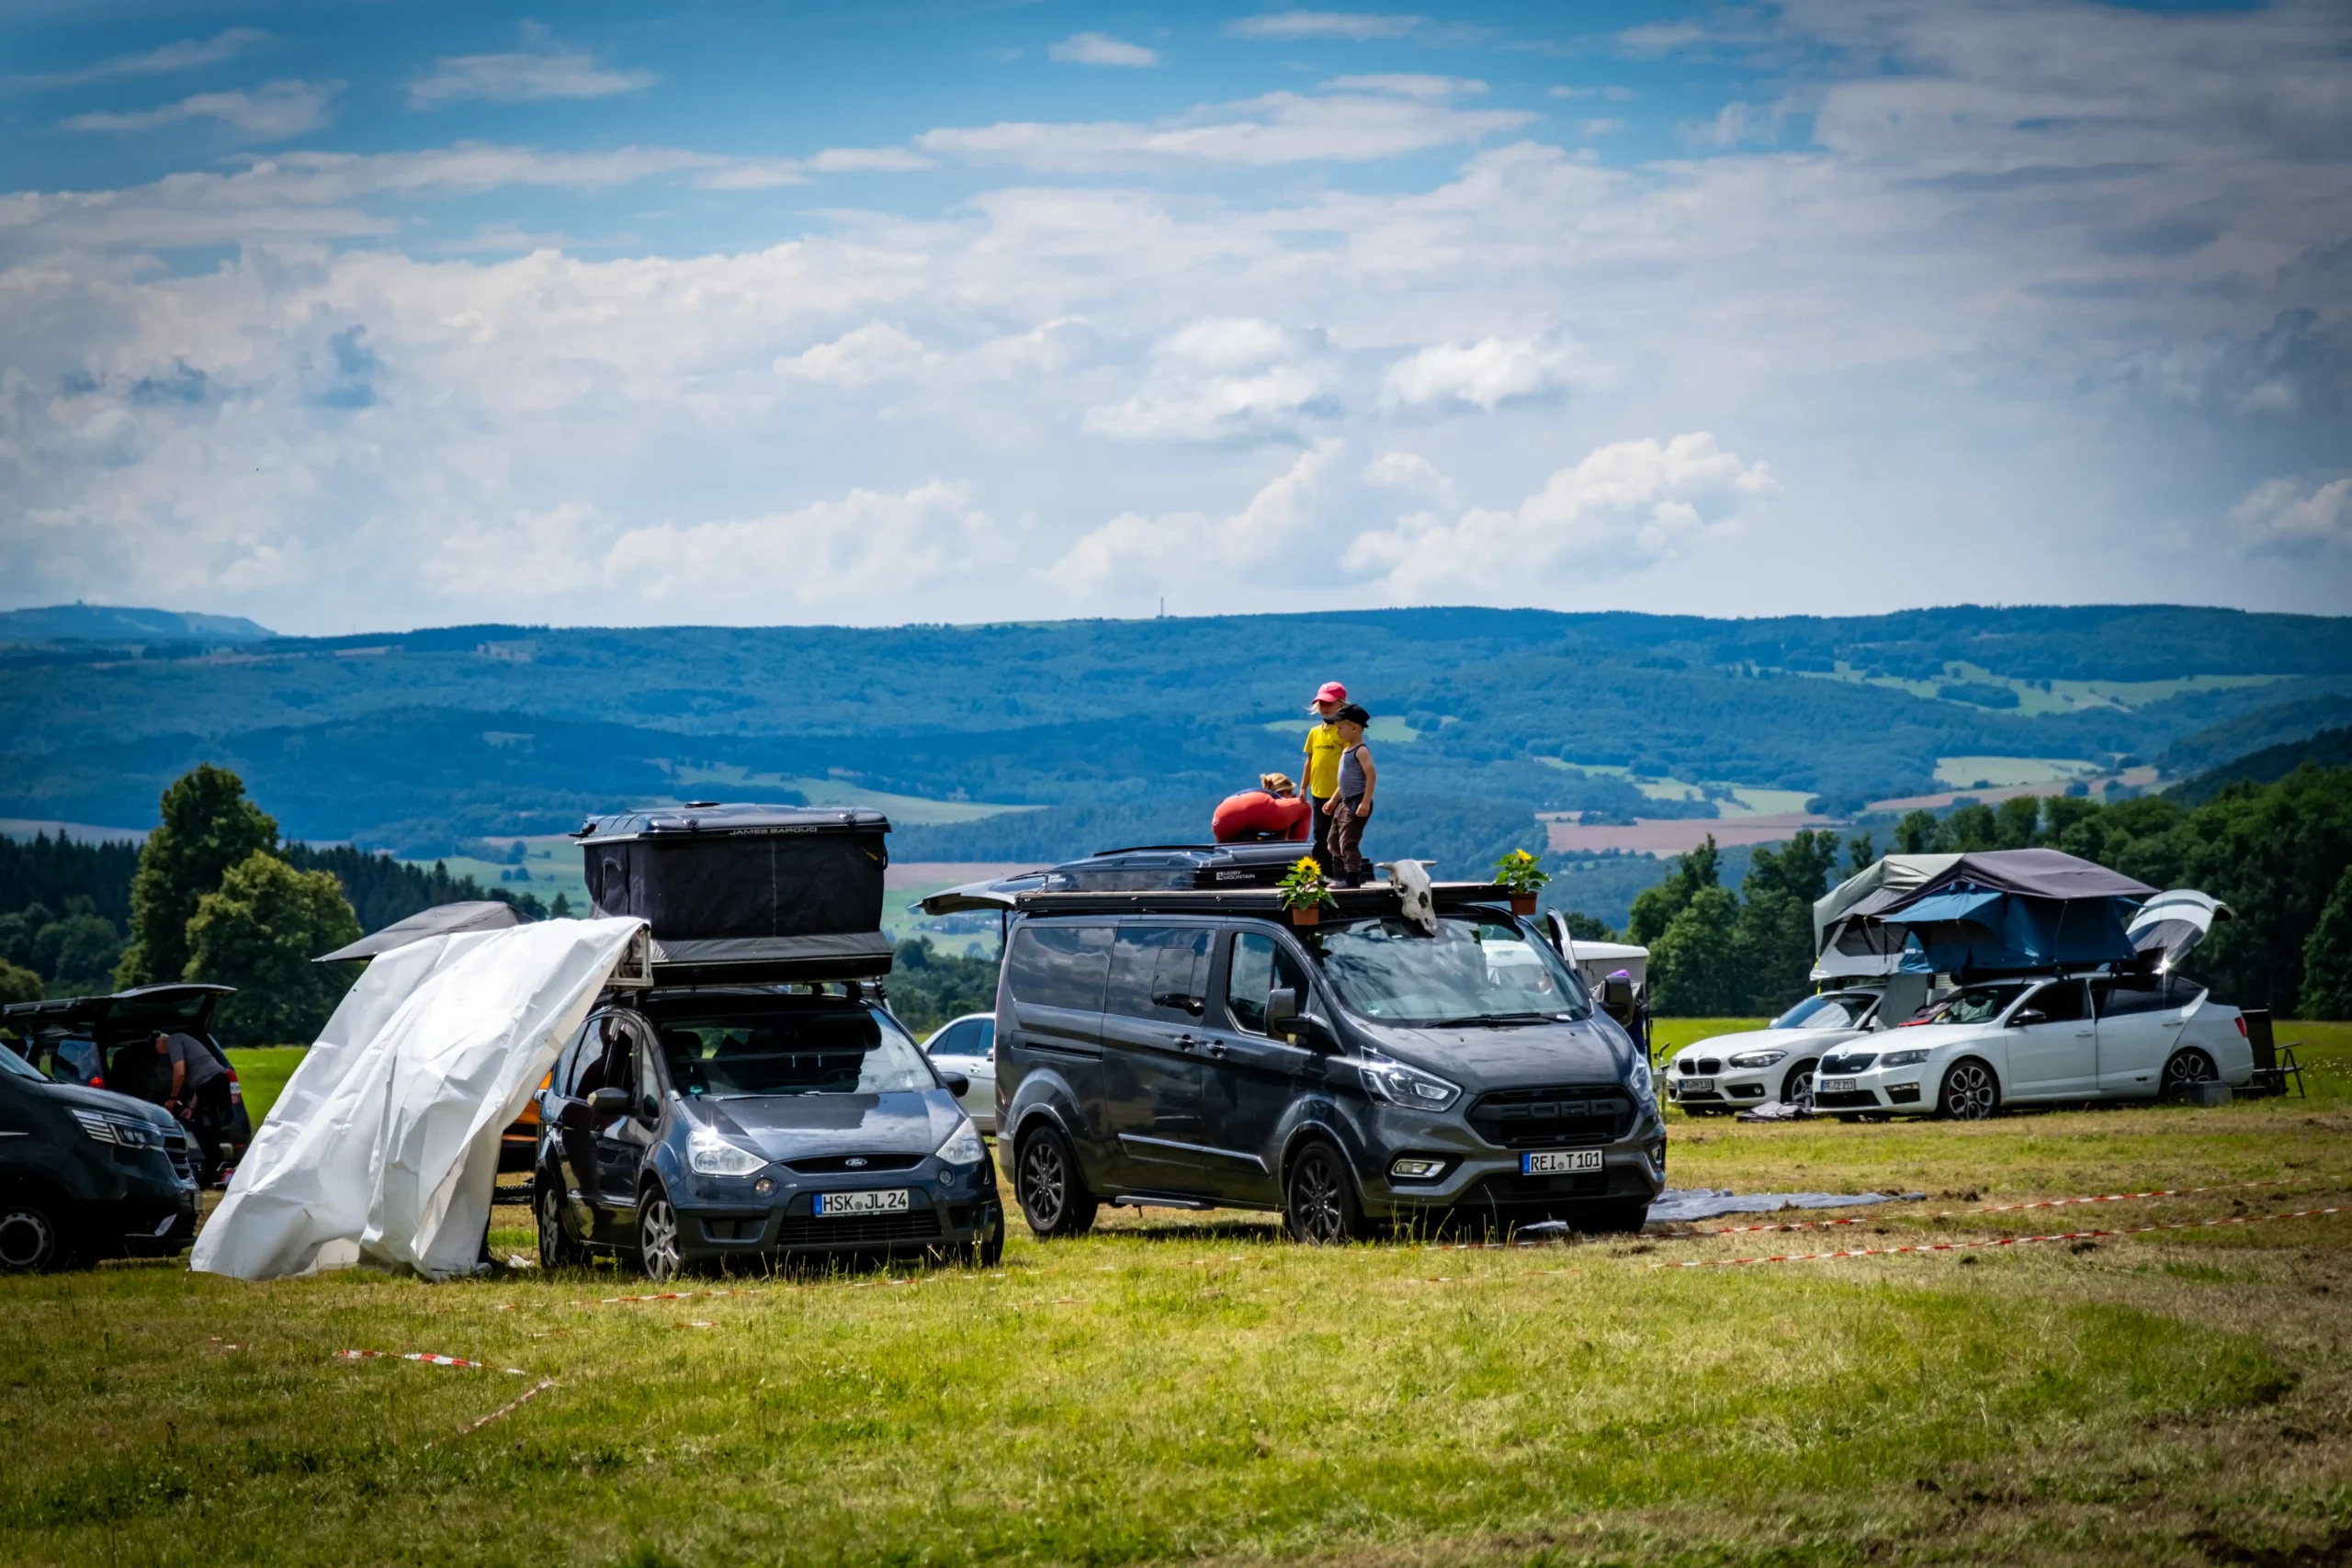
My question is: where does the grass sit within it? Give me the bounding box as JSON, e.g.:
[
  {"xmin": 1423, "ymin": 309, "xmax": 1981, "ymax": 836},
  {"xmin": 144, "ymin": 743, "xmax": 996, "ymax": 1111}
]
[{"xmin": 14, "ymin": 1028, "xmax": 2351, "ymax": 1566}]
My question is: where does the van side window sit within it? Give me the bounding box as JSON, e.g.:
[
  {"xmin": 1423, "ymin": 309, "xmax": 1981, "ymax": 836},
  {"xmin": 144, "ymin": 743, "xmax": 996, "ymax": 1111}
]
[
  {"xmin": 1007, "ymin": 924, "xmax": 1114, "ymax": 1012},
  {"xmin": 1227, "ymin": 931, "xmax": 1309, "ymax": 1035},
  {"xmin": 1106, "ymin": 927, "xmax": 1212, "ymax": 1022}
]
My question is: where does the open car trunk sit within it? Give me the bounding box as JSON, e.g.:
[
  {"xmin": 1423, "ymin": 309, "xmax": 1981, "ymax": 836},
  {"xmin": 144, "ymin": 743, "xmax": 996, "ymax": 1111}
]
[{"xmin": 2127, "ymin": 889, "xmax": 2232, "ymax": 974}]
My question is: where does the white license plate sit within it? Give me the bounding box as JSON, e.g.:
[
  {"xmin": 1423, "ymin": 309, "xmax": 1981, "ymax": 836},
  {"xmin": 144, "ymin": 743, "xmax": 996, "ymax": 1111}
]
[
  {"xmin": 1820, "ymin": 1077, "xmax": 1856, "ymax": 1094},
  {"xmin": 813, "ymin": 1189, "xmax": 910, "ymax": 1217},
  {"xmin": 1682, "ymin": 1077, "xmax": 1714, "ymax": 1094},
  {"xmin": 1521, "ymin": 1149, "xmax": 1604, "ymax": 1175}
]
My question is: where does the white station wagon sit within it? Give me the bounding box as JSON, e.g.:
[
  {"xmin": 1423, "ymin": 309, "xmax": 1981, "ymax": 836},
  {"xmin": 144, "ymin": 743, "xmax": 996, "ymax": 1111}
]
[{"xmin": 1809, "ymin": 972, "xmax": 2251, "ymax": 1120}]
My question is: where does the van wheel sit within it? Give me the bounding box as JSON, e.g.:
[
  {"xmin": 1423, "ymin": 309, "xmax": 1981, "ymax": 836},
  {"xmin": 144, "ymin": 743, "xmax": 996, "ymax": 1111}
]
[
  {"xmin": 537, "ymin": 1180, "xmax": 586, "ymax": 1269},
  {"xmin": 0, "ymin": 1199, "xmax": 63, "ymax": 1273},
  {"xmin": 1783, "ymin": 1059, "xmax": 1818, "ymax": 1111},
  {"xmin": 1937, "ymin": 1059, "xmax": 1999, "ymax": 1121},
  {"xmin": 637, "ymin": 1185, "xmax": 684, "ymax": 1282},
  {"xmin": 1015, "ymin": 1125, "xmax": 1097, "ymax": 1239},
  {"xmin": 1283, "ymin": 1141, "xmax": 1369, "ymax": 1245},
  {"xmin": 2161, "ymin": 1048, "xmax": 2217, "ymax": 1100}
]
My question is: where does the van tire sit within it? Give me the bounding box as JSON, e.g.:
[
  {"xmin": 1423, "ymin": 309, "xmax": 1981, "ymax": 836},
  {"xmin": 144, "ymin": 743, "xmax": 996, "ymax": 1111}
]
[
  {"xmin": 1014, "ymin": 1124, "xmax": 1097, "ymax": 1239},
  {"xmin": 1283, "ymin": 1139, "xmax": 1370, "ymax": 1245},
  {"xmin": 0, "ymin": 1197, "xmax": 65, "ymax": 1273}
]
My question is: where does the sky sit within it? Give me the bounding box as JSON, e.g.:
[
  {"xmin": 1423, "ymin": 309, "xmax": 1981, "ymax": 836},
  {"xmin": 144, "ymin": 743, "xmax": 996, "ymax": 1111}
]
[{"xmin": 0, "ymin": 0, "xmax": 2346, "ymax": 637}]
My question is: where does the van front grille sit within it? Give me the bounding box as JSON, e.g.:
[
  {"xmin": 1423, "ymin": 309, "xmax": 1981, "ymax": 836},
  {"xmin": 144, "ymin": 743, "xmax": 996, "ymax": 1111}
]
[{"xmin": 1466, "ymin": 1085, "xmax": 1634, "ymax": 1149}]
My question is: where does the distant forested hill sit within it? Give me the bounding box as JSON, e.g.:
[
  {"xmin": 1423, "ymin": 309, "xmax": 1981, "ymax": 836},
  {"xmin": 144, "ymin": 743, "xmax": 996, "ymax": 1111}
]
[
  {"xmin": 3, "ymin": 604, "xmax": 2346, "ymax": 860},
  {"xmin": 0, "ymin": 604, "xmax": 275, "ymax": 644}
]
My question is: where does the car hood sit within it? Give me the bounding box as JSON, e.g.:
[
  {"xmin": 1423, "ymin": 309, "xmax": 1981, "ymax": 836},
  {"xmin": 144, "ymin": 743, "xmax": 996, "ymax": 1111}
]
[
  {"xmin": 1358, "ymin": 1016, "xmax": 1633, "ymax": 1091},
  {"xmin": 697, "ymin": 1091, "xmax": 958, "ymax": 1160},
  {"xmin": 1670, "ymin": 1026, "xmax": 1871, "ymax": 1061}
]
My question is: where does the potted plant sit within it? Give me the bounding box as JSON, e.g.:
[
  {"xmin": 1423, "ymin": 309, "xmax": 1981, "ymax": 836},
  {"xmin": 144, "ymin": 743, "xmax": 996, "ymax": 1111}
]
[
  {"xmin": 1493, "ymin": 848, "xmax": 1549, "ymax": 916},
  {"xmin": 1277, "ymin": 855, "xmax": 1334, "ymax": 927}
]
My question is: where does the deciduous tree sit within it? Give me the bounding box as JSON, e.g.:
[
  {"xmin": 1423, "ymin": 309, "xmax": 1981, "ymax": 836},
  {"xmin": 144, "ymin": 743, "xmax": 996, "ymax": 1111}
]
[
  {"xmin": 117, "ymin": 766, "xmax": 278, "ymax": 989},
  {"xmin": 184, "ymin": 852, "xmax": 362, "ymax": 1047}
]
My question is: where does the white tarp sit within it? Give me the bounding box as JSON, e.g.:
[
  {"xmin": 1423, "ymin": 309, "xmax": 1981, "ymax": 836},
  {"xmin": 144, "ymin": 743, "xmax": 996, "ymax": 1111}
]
[{"xmin": 192, "ymin": 917, "xmax": 646, "ymax": 1282}]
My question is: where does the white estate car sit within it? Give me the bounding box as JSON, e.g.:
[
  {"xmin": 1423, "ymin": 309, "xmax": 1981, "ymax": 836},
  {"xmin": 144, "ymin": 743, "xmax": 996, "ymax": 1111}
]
[
  {"xmin": 922, "ymin": 1011, "xmax": 998, "ymax": 1134},
  {"xmin": 1666, "ymin": 990, "xmax": 1882, "ymax": 1114},
  {"xmin": 1810, "ymin": 973, "xmax": 2250, "ymax": 1121}
]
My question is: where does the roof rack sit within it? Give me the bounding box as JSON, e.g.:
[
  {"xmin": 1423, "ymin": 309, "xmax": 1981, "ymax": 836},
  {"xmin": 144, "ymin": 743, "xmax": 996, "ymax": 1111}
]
[{"xmin": 1012, "ymin": 881, "xmax": 1520, "ymax": 919}]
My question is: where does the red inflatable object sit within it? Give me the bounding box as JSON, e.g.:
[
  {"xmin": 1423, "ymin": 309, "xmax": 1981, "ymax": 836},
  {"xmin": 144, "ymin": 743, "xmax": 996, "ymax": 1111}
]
[{"xmin": 1212, "ymin": 790, "xmax": 1310, "ymax": 843}]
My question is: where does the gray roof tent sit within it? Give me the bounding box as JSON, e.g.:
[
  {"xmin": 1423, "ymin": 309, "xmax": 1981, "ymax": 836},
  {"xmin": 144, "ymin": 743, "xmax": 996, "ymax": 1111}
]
[
  {"xmin": 578, "ymin": 802, "xmax": 892, "ymax": 982},
  {"xmin": 1814, "ymin": 849, "xmax": 2157, "ymax": 980},
  {"xmin": 313, "ymin": 899, "xmax": 523, "ymax": 964}
]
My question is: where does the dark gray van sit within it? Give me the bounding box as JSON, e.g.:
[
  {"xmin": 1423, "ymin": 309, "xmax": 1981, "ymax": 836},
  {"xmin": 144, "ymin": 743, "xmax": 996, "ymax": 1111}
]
[{"xmin": 992, "ymin": 878, "xmax": 1664, "ymax": 1243}]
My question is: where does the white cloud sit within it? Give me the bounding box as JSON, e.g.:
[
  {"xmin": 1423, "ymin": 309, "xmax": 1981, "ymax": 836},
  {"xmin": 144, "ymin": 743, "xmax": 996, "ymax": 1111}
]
[
  {"xmin": 1343, "ymin": 434, "xmax": 1775, "ymax": 598},
  {"xmin": 1681, "ymin": 98, "xmax": 1792, "ymax": 148},
  {"xmin": 1618, "ymin": 21, "xmax": 1709, "ymax": 55},
  {"xmin": 2232, "ymin": 476, "xmax": 2351, "ymax": 555},
  {"xmin": 12, "ymin": 28, "xmax": 270, "ymax": 90},
  {"xmin": 918, "ymin": 87, "xmax": 1532, "ymax": 170},
  {"xmin": 773, "ymin": 321, "xmax": 934, "ymax": 386},
  {"xmin": 1084, "ymin": 318, "xmax": 1332, "ymax": 443},
  {"xmin": 1582, "ymin": 118, "xmax": 1623, "ymax": 138},
  {"xmin": 1049, "ymin": 33, "xmax": 1159, "ymax": 68},
  {"xmin": 1363, "ymin": 449, "xmax": 1458, "ymax": 509},
  {"xmin": 407, "ymin": 48, "xmax": 656, "ymax": 109},
  {"xmin": 1225, "ymin": 12, "xmax": 1423, "ymax": 41},
  {"xmin": 1050, "ymin": 440, "xmax": 1343, "ymax": 593},
  {"xmin": 605, "ymin": 482, "xmax": 1005, "ymax": 609},
  {"xmin": 1320, "ymin": 74, "xmax": 1485, "ymax": 97},
  {"xmin": 1380, "ymin": 334, "xmax": 1595, "ymax": 411},
  {"xmin": 64, "ymin": 79, "xmax": 340, "ymax": 140}
]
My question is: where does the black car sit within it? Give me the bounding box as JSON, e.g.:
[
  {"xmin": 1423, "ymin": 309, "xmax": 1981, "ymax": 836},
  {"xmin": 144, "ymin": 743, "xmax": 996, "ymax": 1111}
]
[
  {"xmin": 990, "ymin": 857, "xmax": 1665, "ymax": 1242},
  {"xmin": 0, "ymin": 1041, "xmax": 200, "ymax": 1270},
  {"xmin": 530, "ymin": 982, "xmax": 1003, "ymax": 1280},
  {"xmin": 3, "ymin": 985, "xmax": 254, "ymax": 1185}
]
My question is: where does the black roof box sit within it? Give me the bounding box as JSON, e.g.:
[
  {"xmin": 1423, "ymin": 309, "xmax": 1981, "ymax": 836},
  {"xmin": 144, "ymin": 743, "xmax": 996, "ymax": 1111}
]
[{"xmin": 578, "ymin": 803, "xmax": 891, "ymax": 983}]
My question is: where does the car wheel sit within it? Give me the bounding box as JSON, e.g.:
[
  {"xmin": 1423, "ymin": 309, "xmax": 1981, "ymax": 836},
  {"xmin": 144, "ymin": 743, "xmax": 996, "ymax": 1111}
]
[
  {"xmin": 1015, "ymin": 1124, "xmax": 1097, "ymax": 1240},
  {"xmin": 2162, "ymin": 1048, "xmax": 2218, "ymax": 1100},
  {"xmin": 537, "ymin": 1180, "xmax": 585, "ymax": 1269},
  {"xmin": 1283, "ymin": 1140, "xmax": 1370, "ymax": 1245},
  {"xmin": 637, "ymin": 1185, "xmax": 684, "ymax": 1282},
  {"xmin": 1937, "ymin": 1059, "xmax": 2000, "ymax": 1121},
  {"xmin": 0, "ymin": 1198, "xmax": 62, "ymax": 1273},
  {"xmin": 1784, "ymin": 1059, "xmax": 1818, "ymax": 1111}
]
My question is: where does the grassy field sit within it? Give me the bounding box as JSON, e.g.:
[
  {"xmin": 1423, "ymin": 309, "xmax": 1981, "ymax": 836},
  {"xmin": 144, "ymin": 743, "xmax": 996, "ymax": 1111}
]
[{"xmin": 13, "ymin": 1027, "xmax": 2348, "ymax": 1567}]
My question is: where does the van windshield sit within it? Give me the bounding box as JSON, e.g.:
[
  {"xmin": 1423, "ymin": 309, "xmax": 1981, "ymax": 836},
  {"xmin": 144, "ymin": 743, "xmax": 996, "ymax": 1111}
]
[
  {"xmin": 1315, "ymin": 917, "xmax": 1592, "ymax": 1025},
  {"xmin": 652, "ymin": 1003, "xmax": 936, "ymax": 1100}
]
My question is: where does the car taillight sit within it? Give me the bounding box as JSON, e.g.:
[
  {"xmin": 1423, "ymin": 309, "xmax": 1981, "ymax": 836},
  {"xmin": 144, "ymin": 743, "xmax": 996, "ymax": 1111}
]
[
  {"xmin": 227, "ymin": 1067, "xmax": 243, "ymax": 1101},
  {"xmin": 2234, "ymin": 1015, "xmax": 2246, "ymax": 1037}
]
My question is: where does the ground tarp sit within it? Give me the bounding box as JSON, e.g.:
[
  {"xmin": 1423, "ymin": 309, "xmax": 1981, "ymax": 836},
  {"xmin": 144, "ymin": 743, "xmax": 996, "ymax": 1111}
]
[{"xmin": 191, "ymin": 917, "xmax": 646, "ymax": 1282}]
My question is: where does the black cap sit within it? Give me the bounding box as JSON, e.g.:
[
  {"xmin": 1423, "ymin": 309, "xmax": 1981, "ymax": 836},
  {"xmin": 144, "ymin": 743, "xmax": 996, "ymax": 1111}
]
[{"xmin": 1335, "ymin": 703, "xmax": 1371, "ymax": 727}]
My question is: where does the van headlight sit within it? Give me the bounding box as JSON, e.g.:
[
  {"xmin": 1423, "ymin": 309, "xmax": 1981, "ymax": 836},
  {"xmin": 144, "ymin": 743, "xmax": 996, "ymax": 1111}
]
[
  {"xmin": 1881, "ymin": 1049, "xmax": 1931, "ymax": 1068},
  {"xmin": 1728, "ymin": 1049, "xmax": 1787, "ymax": 1068},
  {"xmin": 687, "ymin": 1127, "xmax": 766, "ymax": 1177},
  {"xmin": 1358, "ymin": 1054, "xmax": 1461, "ymax": 1112},
  {"xmin": 1629, "ymin": 1056, "xmax": 1654, "ymax": 1100},
  {"xmin": 935, "ymin": 1117, "xmax": 986, "ymax": 1166}
]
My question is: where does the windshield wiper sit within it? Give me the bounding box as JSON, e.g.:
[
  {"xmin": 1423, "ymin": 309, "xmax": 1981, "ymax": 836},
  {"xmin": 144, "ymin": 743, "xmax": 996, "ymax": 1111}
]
[{"xmin": 1421, "ymin": 1010, "xmax": 1560, "ymax": 1028}]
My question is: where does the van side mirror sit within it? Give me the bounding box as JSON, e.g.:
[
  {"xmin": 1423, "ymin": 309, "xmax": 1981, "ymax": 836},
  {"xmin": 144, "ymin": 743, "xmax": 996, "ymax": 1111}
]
[
  {"xmin": 1602, "ymin": 976, "xmax": 1634, "ymax": 1012},
  {"xmin": 1265, "ymin": 987, "xmax": 1298, "ymax": 1034},
  {"xmin": 941, "ymin": 1072, "xmax": 971, "ymax": 1098}
]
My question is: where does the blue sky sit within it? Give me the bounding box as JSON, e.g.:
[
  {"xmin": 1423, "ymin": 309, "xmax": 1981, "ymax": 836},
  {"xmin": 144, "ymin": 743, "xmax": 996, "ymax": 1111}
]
[{"xmin": 1, "ymin": 2, "xmax": 2346, "ymax": 634}]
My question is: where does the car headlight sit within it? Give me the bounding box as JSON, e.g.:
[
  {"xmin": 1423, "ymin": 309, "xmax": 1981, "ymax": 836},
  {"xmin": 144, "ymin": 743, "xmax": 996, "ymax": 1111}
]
[
  {"xmin": 686, "ymin": 1126, "xmax": 766, "ymax": 1177},
  {"xmin": 1358, "ymin": 1054, "xmax": 1462, "ymax": 1112},
  {"xmin": 935, "ymin": 1117, "xmax": 985, "ymax": 1166},
  {"xmin": 1881, "ymin": 1049, "xmax": 1931, "ymax": 1069},
  {"xmin": 1728, "ymin": 1049, "xmax": 1787, "ymax": 1069}
]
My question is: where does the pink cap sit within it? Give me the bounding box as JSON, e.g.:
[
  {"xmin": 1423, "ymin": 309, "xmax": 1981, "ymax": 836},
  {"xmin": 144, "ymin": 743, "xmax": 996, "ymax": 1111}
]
[{"xmin": 1309, "ymin": 681, "xmax": 1348, "ymax": 706}]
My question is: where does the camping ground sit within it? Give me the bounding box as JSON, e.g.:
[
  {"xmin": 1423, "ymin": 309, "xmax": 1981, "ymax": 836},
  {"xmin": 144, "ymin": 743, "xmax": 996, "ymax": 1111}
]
[{"xmin": 3, "ymin": 1022, "xmax": 2347, "ymax": 1568}]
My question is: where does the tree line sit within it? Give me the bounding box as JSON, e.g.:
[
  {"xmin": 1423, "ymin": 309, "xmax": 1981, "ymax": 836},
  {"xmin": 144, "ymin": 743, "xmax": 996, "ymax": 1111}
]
[{"xmin": 1589, "ymin": 761, "xmax": 2352, "ymax": 1020}]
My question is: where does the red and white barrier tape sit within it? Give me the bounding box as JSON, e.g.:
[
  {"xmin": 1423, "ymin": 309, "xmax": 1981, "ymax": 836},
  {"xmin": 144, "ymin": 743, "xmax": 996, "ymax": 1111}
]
[
  {"xmin": 583, "ymin": 1287, "xmax": 750, "ymax": 1307},
  {"xmin": 444, "ymin": 1378, "xmax": 557, "ymax": 1442},
  {"xmin": 335, "ymin": 1348, "xmax": 528, "ymax": 1374},
  {"xmin": 1657, "ymin": 1204, "xmax": 2342, "ymax": 1269},
  {"xmin": 1676, "ymin": 1178, "xmax": 2313, "ymax": 1238}
]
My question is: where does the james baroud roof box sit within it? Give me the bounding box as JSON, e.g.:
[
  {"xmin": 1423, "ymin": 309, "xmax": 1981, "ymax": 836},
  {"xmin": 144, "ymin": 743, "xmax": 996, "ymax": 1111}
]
[{"xmin": 577, "ymin": 803, "xmax": 891, "ymax": 983}]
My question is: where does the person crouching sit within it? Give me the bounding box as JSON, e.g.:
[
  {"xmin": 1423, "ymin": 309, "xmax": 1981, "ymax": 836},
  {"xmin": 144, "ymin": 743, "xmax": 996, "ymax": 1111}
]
[{"xmin": 1213, "ymin": 773, "xmax": 1311, "ymax": 843}]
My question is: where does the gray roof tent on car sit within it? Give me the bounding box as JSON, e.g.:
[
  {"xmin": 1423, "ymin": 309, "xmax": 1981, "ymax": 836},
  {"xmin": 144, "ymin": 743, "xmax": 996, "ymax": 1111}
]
[{"xmin": 576, "ymin": 802, "xmax": 893, "ymax": 985}]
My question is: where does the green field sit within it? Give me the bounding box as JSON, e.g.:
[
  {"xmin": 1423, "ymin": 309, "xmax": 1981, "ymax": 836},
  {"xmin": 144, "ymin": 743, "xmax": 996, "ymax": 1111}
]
[{"xmin": 14, "ymin": 1026, "xmax": 2346, "ymax": 1567}]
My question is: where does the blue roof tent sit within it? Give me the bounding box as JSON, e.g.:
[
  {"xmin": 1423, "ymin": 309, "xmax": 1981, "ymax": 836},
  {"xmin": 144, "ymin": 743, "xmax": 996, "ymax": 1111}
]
[{"xmin": 1879, "ymin": 849, "xmax": 2154, "ymax": 976}]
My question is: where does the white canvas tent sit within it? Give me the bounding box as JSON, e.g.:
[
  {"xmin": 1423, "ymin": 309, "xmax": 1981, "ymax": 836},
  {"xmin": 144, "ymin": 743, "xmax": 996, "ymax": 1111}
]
[{"xmin": 192, "ymin": 917, "xmax": 647, "ymax": 1282}]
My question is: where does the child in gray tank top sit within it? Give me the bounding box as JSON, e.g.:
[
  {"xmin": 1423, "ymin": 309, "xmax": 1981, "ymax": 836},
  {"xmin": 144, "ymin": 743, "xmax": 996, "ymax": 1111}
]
[{"xmin": 1329, "ymin": 705, "xmax": 1377, "ymax": 886}]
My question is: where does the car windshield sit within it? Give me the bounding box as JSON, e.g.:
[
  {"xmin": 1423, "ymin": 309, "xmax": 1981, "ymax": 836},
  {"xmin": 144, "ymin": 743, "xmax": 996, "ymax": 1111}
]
[
  {"xmin": 1314, "ymin": 916, "xmax": 1592, "ymax": 1025},
  {"xmin": 652, "ymin": 1003, "xmax": 935, "ymax": 1100},
  {"xmin": 1925, "ymin": 984, "xmax": 2027, "ymax": 1026},
  {"xmin": 1772, "ymin": 993, "xmax": 1875, "ymax": 1031},
  {"xmin": 0, "ymin": 1045, "xmax": 46, "ymax": 1082}
]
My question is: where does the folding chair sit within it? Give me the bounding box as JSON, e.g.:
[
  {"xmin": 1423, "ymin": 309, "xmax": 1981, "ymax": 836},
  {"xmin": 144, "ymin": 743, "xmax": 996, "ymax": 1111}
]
[{"xmin": 2242, "ymin": 1009, "xmax": 2306, "ymax": 1100}]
